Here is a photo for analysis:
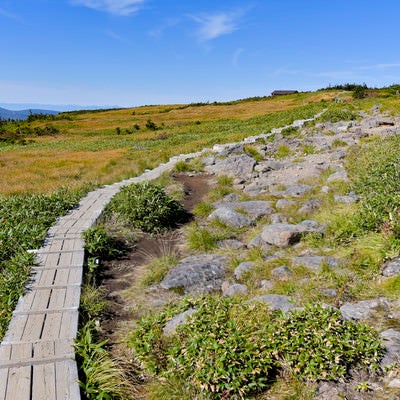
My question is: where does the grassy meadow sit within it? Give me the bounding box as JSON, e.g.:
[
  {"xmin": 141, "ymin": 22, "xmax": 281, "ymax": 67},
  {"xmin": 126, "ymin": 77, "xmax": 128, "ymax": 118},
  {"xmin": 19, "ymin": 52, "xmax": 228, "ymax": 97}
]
[{"xmin": 0, "ymin": 90, "xmax": 349, "ymax": 195}]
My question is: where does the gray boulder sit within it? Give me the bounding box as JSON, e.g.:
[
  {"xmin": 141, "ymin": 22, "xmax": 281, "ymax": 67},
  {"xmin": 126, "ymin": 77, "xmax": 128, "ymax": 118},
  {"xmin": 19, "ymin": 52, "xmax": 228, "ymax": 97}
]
[
  {"xmin": 163, "ymin": 309, "xmax": 197, "ymax": 336},
  {"xmin": 380, "ymin": 329, "xmax": 400, "ymax": 367},
  {"xmin": 207, "ymin": 154, "xmax": 256, "ymax": 178},
  {"xmin": 213, "ymin": 200, "xmax": 274, "ymax": 219},
  {"xmin": 248, "ymin": 234, "xmax": 272, "ymax": 251},
  {"xmin": 292, "ymin": 256, "xmax": 341, "ymax": 273},
  {"xmin": 275, "ymin": 184, "xmax": 313, "ymax": 197},
  {"xmin": 234, "ymin": 261, "xmax": 255, "ymax": 280},
  {"xmin": 327, "ymin": 170, "xmax": 348, "ymax": 183},
  {"xmin": 261, "ymin": 223, "xmax": 308, "ymax": 247},
  {"xmin": 298, "ymin": 199, "xmax": 321, "ymax": 214},
  {"xmin": 217, "ymin": 239, "xmax": 246, "ymax": 250},
  {"xmin": 340, "ymin": 298, "xmax": 389, "ymax": 321},
  {"xmin": 252, "ymin": 294, "xmax": 296, "ymax": 313},
  {"xmin": 381, "ymin": 256, "xmax": 400, "ymax": 277},
  {"xmin": 270, "ymin": 265, "xmax": 292, "ymax": 280},
  {"xmin": 275, "ymin": 199, "xmax": 296, "ymax": 209},
  {"xmin": 222, "ymin": 283, "xmax": 249, "ymax": 297},
  {"xmin": 208, "ymin": 207, "xmax": 254, "ymax": 228},
  {"xmin": 160, "ymin": 254, "xmax": 228, "ymax": 295}
]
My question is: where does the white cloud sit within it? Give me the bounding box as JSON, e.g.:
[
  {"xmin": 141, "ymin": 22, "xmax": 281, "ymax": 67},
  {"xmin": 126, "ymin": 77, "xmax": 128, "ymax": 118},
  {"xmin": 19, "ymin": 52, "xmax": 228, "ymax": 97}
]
[
  {"xmin": 191, "ymin": 10, "xmax": 242, "ymax": 41},
  {"xmin": 70, "ymin": 0, "xmax": 147, "ymax": 16},
  {"xmin": 232, "ymin": 48, "xmax": 244, "ymax": 66}
]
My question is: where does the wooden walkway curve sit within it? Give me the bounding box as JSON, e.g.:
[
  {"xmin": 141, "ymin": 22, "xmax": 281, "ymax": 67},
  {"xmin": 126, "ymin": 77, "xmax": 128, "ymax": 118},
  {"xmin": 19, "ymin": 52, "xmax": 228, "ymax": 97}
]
[{"xmin": 0, "ymin": 151, "xmax": 205, "ymax": 400}]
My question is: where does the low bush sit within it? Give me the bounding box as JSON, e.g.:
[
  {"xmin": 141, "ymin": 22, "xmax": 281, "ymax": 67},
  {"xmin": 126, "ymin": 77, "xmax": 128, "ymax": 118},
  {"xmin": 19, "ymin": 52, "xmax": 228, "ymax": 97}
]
[
  {"xmin": 130, "ymin": 297, "xmax": 383, "ymax": 399},
  {"xmin": 318, "ymin": 107, "xmax": 357, "ymax": 123},
  {"xmin": 108, "ymin": 181, "xmax": 186, "ymax": 233},
  {"xmin": 347, "ymin": 136, "xmax": 400, "ymax": 233}
]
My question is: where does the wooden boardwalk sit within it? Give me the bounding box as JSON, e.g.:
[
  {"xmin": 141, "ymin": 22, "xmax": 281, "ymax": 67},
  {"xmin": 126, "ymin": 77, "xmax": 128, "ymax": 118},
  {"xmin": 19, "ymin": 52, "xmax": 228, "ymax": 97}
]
[
  {"xmin": 0, "ymin": 186, "xmax": 120, "ymax": 400},
  {"xmin": 0, "ymin": 150, "xmax": 205, "ymax": 400}
]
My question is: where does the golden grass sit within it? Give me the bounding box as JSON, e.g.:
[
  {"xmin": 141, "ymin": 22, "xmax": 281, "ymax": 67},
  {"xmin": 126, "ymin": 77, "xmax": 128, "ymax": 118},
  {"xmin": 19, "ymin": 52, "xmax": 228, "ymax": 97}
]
[
  {"xmin": 3, "ymin": 88, "xmax": 393, "ymax": 195},
  {"xmin": 0, "ymin": 148, "xmax": 128, "ymax": 194}
]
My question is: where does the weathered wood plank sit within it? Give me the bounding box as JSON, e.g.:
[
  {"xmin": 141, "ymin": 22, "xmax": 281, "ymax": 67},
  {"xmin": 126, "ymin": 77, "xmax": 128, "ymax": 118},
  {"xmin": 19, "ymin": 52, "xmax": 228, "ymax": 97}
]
[
  {"xmin": 2, "ymin": 314, "xmax": 27, "ymax": 344},
  {"xmin": 32, "ymin": 363, "xmax": 56, "ymax": 400},
  {"xmin": 0, "ymin": 367, "xmax": 9, "ymax": 400},
  {"xmin": 22, "ymin": 314, "xmax": 45, "ymax": 342},
  {"xmin": 6, "ymin": 366, "xmax": 31, "ymax": 400},
  {"xmin": 60, "ymin": 312, "xmax": 79, "ymax": 340},
  {"xmin": 64, "ymin": 287, "xmax": 81, "ymax": 310},
  {"xmin": 30, "ymin": 289, "xmax": 51, "ymax": 311},
  {"xmin": 41, "ymin": 313, "xmax": 62, "ymax": 340},
  {"xmin": 55, "ymin": 360, "xmax": 81, "ymax": 400}
]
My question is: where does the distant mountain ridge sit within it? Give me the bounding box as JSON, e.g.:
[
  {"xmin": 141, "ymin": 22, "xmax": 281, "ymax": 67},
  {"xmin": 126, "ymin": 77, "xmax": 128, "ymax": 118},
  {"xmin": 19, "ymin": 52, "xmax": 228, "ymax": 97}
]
[{"xmin": 0, "ymin": 107, "xmax": 59, "ymax": 121}]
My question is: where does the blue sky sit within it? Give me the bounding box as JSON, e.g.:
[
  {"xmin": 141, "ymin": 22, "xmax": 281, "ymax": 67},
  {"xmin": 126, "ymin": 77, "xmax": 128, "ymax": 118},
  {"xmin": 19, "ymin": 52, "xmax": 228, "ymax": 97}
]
[{"xmin": 1, "ymin": 0, "xmax": 400, "ymax": 109}]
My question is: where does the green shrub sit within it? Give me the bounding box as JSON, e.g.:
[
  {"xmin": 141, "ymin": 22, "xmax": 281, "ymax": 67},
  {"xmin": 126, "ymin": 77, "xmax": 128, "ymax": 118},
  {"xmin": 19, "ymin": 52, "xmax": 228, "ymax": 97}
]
[
  {"xmin": 347, "ymin": 136, "xmax": 400, "ymax": 233},
  {"xmin": 83, "ymin": 224, "xmax": 121, "ymax": 259},
  {"xmin": 281, "ymin": 126, "xmax": 300, "ymax": 137},
  {"xmin": 109, "ymin": 181, "xmax": 186, "ymax": 233},
  {"xmin": 318, "ymin": 107, "xmax": 357, "ymax": 123},
  {"xmin": 130, "ymin": 298, "xmax": 383, "ymax": 399}
]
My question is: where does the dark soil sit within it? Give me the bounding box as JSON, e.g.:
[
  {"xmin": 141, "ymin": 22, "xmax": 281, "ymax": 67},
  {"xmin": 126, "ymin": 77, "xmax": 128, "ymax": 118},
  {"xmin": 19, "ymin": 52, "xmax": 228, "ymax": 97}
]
[{"xmin": 98, "ymin": 173, "xmax": 213, "ymax": 341}]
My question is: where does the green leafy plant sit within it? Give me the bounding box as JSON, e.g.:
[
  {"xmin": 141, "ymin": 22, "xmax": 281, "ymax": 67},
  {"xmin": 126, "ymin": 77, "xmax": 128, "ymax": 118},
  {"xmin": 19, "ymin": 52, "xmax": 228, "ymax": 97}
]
[
  {"xmin": 109, "ymin": 181, "xmax": 186, "ymax": 233},
  {"xmin": 75, "ymin": 322, "xmax": 135, "ymax": 400},
  {"xmin": 318, "ymin": 107, "xmax": 357, "ymax": 123},
  {"xmin": 130, "ymin": 298, "xmax": 383, "ymax": 399},
  {"xmin": 83, "ymin": 224, "xmax": 121, "ymax": 260}
]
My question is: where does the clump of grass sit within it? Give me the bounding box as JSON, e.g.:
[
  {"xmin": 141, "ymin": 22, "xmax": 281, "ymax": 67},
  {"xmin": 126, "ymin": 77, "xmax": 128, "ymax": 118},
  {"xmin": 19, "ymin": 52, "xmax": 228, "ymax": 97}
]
[
  {"xmin": 192, "ymin": 201, "xmax": 214, "ymax": 217},
  {"xmin": 186, "ymin": 223, "xmax": 220, "ymax": 251},
  {"xmin": 244, "ymin": 144, "xmax": 264, "ymax": 162},
  {"xmin": 141, "ymin": 253, "xmax": 179, "ymax": 286},
  {"xmin": 301, "ymin": 144, "xmax": 316, "ymax": 155},
  {"xmin": 174, "ymin": 158, "xmax": 204, "ymax": 173},
  {"xmin": 332, "ymin": 138, "xmax": 348, "ymax": 147},
  {"xmin": 75, "ymin": 322, "xmax": 137, "ymax": 400},
  {"xmin": 281, "ymin": 126, "xmax": 300, "ymax": 137},
  {"xmin": 275, "ymin": 144, "xmax": 292, "ymax": 159}
]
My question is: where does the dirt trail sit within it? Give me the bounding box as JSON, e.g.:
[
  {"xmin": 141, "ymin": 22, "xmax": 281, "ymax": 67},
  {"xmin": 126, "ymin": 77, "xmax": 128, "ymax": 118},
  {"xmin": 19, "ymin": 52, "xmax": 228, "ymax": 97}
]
[{"xmin": 98, "ymin": 173, "xmax": 213, "ymax": 344}]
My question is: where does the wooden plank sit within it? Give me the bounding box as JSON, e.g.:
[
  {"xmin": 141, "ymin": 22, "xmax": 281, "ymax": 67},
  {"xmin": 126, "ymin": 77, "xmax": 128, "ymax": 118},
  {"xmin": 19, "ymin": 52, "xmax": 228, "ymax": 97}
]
[
  {"xmin": 22, "ymin": 314, "xmax": 45, "ymax": 342},
  {"xmin": 59, "ymin": 312, "xmax": 79, "ymax": 340},
  {"xmin": 55, "ymin": 360, "xmax": 81, "ymax": 400},
  {"xmin": 68, "ymin": 268, "xmax": 83, "ymax": 286},
  {"xmin": 2, "ymin": 314, "xmax": 27, "ymax": 344},
  {"xmin": 35, "ymin": 269, "xmax": 57, "ymax": 287},
  {"xmin": 10, "ymin": 342, "xmax": 32, "ymax": 361},
  {"xmin": 53, "ymin": 269, "xmax": 69, "ymax": 286},
  {"xmin": 33, "ymin": 341, "xmax": 54, "ymax": 360},
  {"xmin": 0, "ymin": 367, "xmax": 9, "ymax": 400},
  {"xmin": 41, "ymin": 313, "xmax": 62, "ymax": 340},
  {"xmin": 32, "ymin": 363, "xmax": 56, "ymax": 400},
  {"xmin": 48, "ymin": 288, "xmax": 67, "ymax": 310},
  {"xmin": 54, "ymin": 340, "xmax": 75, "ymax": 358},
  {"xmin": 0, "ymin": 346, "xmax": 11, "ymax": 362},
  {"xmin": 5, "ymin": 366, "xmax": 31, "ymax": 400},
  {"xmin": 64, "ymin": 287, "xmax": 81, "ymax": 309},
  {"xmin": 30, "ymin": 289, "xmax": 51, "ymax": 311},
  {"xmin": 13, "ymin": 291, "xmax": 36, "ymax": 313}
]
